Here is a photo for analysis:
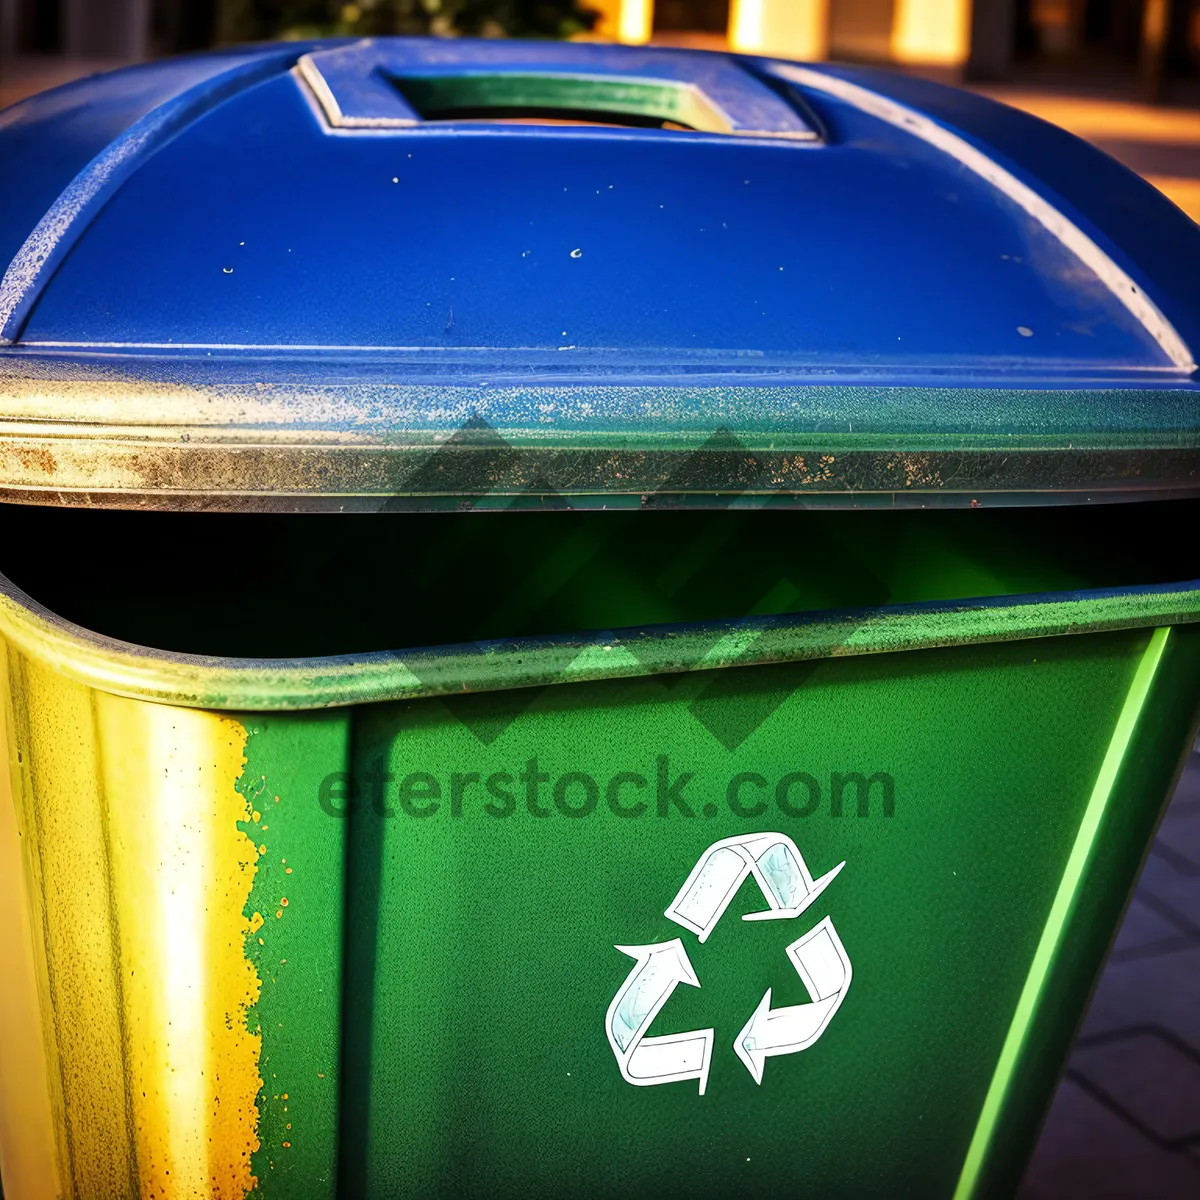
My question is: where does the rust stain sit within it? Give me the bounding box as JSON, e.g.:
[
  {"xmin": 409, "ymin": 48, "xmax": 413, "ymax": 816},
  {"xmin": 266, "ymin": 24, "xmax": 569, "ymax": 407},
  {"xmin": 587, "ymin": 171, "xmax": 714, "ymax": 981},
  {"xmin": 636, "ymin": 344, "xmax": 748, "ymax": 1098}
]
[{"xmin": 15, "ymin": 446, "xmax": 57, "ymax": 475}]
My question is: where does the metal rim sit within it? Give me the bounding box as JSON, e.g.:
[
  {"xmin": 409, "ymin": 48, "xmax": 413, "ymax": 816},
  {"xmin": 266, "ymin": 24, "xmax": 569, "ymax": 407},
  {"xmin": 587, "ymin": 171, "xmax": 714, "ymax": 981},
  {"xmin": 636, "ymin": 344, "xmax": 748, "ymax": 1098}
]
[{"xmin": 2, "ymin": 566, "xmax": 1200, "ymax": 711}]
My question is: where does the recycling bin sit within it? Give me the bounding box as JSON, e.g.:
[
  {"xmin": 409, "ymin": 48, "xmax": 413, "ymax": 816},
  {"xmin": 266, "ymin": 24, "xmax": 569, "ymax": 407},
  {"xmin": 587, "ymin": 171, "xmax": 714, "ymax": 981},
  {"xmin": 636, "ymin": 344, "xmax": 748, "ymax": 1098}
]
[{"xmin": 3, "ymin": 36, "xmax": 1200, "ymax": 1200}]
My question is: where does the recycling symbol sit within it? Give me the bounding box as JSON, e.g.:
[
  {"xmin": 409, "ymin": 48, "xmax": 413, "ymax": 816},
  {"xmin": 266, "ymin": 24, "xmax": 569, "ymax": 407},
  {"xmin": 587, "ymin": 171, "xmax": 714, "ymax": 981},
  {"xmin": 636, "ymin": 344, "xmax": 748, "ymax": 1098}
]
[{"xmin": 604, "ymin": 832, "xmax": 851, "ymax": 1095}]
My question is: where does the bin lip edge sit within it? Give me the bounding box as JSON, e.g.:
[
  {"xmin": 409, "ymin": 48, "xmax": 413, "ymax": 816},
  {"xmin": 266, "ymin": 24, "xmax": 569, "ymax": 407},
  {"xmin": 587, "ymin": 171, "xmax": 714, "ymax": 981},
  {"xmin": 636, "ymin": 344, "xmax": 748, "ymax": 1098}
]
[
  {"xmin": 2, "ymin": 568, "xmax": 1199, "ymax": 711},
  {"xmin": 6, "ymin": 369, "xmax": 1200, "ymax": 507}
]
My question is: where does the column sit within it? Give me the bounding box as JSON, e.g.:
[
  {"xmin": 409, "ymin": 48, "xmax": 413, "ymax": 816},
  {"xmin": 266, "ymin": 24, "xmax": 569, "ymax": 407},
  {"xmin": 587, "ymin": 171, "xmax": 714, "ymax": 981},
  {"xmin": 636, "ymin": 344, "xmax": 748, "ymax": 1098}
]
[
  {"xmin": 966, "ymin": 0, "xmax": 1017, "ymax": 82},
  {"xmin": 0, "ymin": 0, "xmax": 17, "ymax": 62},
  {"xmin": 890, "ymin": 0, "xmax": 974, "ymax": 67},
  {"xmin": 63, "ymin": 0, "xmax": 151, "ymax": 61},
  {"xmin": 589, "ymin": 0, "xmax": 654, "ymax": 44},
  {"xmin": 728, "ymin": 0, "xmax": 830, "ymax": 60},
  {"xmin": 1140, "ymin": 0, "xmax": 1174, "ymax": 103}
]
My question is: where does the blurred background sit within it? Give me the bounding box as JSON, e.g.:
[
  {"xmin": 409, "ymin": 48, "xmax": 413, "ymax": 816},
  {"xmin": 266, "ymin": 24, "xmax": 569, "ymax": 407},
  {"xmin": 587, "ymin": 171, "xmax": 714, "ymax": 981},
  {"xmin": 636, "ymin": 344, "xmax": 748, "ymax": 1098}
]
[
  {"xmin": 3, "ymin": 1, "xmax": 1200, "ymax": 94},
  {"xmin": 1, "ymin": 0, "xmax": 1199, "ymax": 85},
  {"xmin": 3, "ymin": 0, "xmax": 1200, "ymax": 86},
  {"xmin": 4, "ymin": 1, "xmax": 1200, "ymax": 219}
]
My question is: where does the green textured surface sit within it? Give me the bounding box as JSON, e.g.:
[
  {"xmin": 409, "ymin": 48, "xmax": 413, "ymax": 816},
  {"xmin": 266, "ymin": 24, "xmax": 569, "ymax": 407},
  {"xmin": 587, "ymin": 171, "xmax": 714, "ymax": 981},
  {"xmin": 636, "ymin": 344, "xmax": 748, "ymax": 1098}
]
[
  {"xmin": 238, "ymin": 714, "xmax": 350, "ymax": 1199},
  {"xmin": 307, "ymin": 627, "xmax": 1174, "ymax": 1198}
]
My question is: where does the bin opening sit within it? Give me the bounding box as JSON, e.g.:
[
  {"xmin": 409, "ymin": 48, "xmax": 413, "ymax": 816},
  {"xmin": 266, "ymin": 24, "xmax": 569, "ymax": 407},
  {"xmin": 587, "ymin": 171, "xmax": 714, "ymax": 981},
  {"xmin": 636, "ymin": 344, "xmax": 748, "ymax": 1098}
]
[
  {"xmin": 387, "ymin": 73, "xmax": 716, "ymax": 131},
  {"xmin": 1, "ymin": 500, "xmax": 1198, "ymax": 661},
  {"xmin": 390, "ymin": 109, "xmax": 694, "ymax": 130}
]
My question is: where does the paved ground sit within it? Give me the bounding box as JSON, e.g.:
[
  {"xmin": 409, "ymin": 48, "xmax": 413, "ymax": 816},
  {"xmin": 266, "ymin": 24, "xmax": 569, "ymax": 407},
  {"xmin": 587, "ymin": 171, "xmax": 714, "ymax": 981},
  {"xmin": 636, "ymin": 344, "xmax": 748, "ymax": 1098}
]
[
  {"xmin": 1019, "ymin": 754, "xmax": 1200, "ymax": 1197},
  {"xmin": 975, "ymin": 85, "xmax": 1200, "ymax": 221},
  {"xmin": 970, "ymin": 80, "xmax": 1200, "ymax": 1200},
  {"xmin": 2, "ymin": 50, "xmax": 1200, "ymax": 1198}
]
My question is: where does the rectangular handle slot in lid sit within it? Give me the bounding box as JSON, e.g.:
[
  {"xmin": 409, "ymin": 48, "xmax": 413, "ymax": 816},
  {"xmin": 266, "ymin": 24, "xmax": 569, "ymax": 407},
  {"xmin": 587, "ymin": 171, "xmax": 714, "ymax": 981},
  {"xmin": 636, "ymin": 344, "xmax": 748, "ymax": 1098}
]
[
  {"xmin": 391, "ymin": 73, "xmax": 730, "ymax": 132},
  {"xmin": 297, "ymin": 38, "xmax": 818, "ymax": 141}
]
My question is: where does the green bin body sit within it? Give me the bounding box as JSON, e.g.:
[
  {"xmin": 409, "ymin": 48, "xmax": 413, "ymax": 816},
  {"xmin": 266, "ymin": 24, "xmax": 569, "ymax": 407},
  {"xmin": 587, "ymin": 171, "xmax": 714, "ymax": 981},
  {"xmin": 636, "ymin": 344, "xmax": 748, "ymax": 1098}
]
[{"xmin": 4, "ymin": 507, "xmax": 1200, "ymax": 1200}]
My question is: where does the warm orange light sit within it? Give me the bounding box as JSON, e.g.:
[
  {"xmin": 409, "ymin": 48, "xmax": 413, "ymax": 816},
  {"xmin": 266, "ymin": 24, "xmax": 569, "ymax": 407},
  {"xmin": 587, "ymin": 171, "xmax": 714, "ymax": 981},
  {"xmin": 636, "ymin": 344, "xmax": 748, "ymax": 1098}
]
[
  {"xmin": 729, "ymin": 0, "xmax": 828, "ymax": 59},
  {"xmin": 891, "ymin": 0, "xmax": 971, "ymax": 66},
  {"xmin": 583, "ymin": 0, "xmax": 628, "ymax": 42},
  {"xmin": 729, "ymin": 0, "xmax": 765, "ymax": 51},
  {"xmin": 618, "ymin": 0, "xmax": 653, "ymax": 45}
]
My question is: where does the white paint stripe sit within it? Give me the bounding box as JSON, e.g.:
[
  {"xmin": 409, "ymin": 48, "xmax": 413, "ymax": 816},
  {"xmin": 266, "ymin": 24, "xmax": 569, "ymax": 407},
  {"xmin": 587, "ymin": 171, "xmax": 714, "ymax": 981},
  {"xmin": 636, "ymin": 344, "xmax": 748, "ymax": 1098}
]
[
  {"xmin": 295, "ymin": 54, "xmax": 344, "ymax": 126},
  {"xmin": 13, "ymin": 337, "xmax": 1190, "ymax": 373},
  {"xmin": 147, "ymin": 713, "xmax": 211, "ymax": 1198},
  {"xmin": 17, "ymin": 340, "xmax": 569, "ymax": 351},
  {"xmin": 775, "ymin": 65, "xmax": 1195, "ymax": 372}
]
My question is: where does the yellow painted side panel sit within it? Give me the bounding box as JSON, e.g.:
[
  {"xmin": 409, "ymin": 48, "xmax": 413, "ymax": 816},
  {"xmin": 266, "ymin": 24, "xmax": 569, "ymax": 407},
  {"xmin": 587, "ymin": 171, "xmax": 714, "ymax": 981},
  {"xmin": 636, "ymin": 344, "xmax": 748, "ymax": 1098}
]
[
  {"xmin": 95, "ymin": 696, "xmax": 261, "ymax": 1200},
  {"xmin": 11, "ymin": 656, "xmax": 136, "ymax": 1199},
  {"xmin": 0, "ymin": 642, "xmax": 262, "ymax": 1200},
  {"xmin": 0, "ymin": 638, "xmax": 63, "ymax": 1200}
]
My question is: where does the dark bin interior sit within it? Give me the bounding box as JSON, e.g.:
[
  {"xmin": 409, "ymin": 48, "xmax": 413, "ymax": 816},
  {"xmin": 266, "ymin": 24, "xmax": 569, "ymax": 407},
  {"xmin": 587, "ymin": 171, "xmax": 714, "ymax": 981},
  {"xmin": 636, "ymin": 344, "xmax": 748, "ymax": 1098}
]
[{"xmin": 1, "ymin": 498, "xmax": 1198, "ymax": 660}]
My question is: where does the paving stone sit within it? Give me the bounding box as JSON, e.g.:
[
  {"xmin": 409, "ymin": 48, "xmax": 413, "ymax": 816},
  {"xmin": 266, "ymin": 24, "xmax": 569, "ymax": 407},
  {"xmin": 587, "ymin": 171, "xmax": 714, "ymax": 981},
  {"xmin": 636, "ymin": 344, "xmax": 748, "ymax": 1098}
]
[
  {"xmin": 1170, "ymin": 755, "xmax": 1200, "ymax": 811},
  {"xmin": 1155, "ymin": 803, "xmax": 1200, "ymax": 873},
  {"xmin": 1137, "ymin": 853, "xmax": 1200, "ymax": 932},
  {"xmin": 1070, "ymin": 1030, "xmax": 1200, "ymax": 1144},
  {"xmin": 1110, "ymin": 896, "xmax": 1196, "ymax": 962},
  {"xmin": 1028, "ymin": 766, "xmax": 1200, "ymax": 1194},
  {"xmin": 1019, "ymin": 1078, "xmax": 1200, "ymax": 1199},
  {"xmin": 1079, "ymin": 945, "xmax": 1200, "ymax": 1045}
]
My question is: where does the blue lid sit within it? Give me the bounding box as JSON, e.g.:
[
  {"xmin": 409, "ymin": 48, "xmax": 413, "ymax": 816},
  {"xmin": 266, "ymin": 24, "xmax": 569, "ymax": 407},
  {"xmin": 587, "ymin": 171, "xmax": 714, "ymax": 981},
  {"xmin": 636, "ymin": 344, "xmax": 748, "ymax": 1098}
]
[{"xmin": 1, "ymin": 38, "xmax": 1198, "ymax": 510}]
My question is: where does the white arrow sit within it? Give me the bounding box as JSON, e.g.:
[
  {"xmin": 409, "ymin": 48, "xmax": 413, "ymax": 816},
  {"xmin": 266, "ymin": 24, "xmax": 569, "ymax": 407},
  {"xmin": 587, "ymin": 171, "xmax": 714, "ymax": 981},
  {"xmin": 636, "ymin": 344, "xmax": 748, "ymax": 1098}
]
[
  {"xmin": 734, "ymin": 916, "xmax": 852, "ymax": 1085},
  {"xmin": 605, "ymin": 939, "xmax": 715, "ymax": 1095},
  {"xmin": 665, "ymin": 832, "xmax": 845, "ymax": 943}
]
